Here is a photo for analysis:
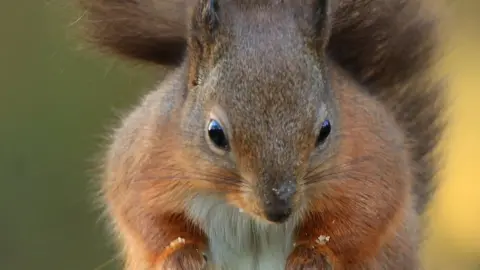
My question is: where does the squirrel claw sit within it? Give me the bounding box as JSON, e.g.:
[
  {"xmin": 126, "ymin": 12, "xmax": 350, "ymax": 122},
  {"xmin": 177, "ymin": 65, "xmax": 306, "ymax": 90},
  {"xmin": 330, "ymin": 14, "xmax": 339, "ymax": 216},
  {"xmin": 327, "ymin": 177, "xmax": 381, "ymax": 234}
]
[
  {"xmin": 156, "ymin": 243, "xmax": 208, "ymax": 270},
  {"xmin": 286, "ymin": 245, "xmax": 333, "ymax": 270}
]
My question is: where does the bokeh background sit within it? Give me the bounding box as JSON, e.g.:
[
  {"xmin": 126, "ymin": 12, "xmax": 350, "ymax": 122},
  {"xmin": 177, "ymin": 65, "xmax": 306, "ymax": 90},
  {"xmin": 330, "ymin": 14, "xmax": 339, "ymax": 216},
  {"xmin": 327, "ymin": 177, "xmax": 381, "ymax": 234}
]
[{"xmin": 1, "ymin": 1, "xmax": 479, "ymax": 270}]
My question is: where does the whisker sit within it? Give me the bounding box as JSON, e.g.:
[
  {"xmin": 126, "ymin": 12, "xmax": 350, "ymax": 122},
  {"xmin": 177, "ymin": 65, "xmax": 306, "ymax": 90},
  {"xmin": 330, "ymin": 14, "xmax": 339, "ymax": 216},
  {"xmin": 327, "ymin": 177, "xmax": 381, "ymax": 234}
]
[
  {"xmin": 121, "ymin": 166, "xmax": 245, "ymax": 191},
  {"xmin": 304, "ymin": 152, "xmax": 338, "ymax": 177},
  {"xmin": 305, "ymin": 155, "xmax": 368, "ymax": 179},
  {"xmin": 93, "ymin": 254, "xmax": 120, "ymax": 270},
  {"xmin": 135, "ymin": 175, "xmax": 243, "ymax": 188},
  {"xmin": 303, "ymin": 156, "xmax": 375, "ymax": 185}
]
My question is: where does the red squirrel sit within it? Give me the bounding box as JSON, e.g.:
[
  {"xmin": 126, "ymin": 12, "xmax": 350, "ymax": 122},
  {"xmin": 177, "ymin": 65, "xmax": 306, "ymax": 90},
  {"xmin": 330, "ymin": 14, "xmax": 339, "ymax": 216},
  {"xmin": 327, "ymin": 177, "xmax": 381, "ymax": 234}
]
[{"xmin": 79, "ymin": 0, "xmax": 445, "ymax": 269}]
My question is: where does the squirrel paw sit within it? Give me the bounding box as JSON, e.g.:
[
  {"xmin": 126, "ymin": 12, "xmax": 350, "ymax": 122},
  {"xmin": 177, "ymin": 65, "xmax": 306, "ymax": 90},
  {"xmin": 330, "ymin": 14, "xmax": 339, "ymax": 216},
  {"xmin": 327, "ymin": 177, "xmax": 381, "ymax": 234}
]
[
  {"xmin": 285, "ymin": 244, "xmax": 333, "ymax": 270},
  {"xmin": 156, "ymin": 238, "xmax": 208, "ymax": 270}
]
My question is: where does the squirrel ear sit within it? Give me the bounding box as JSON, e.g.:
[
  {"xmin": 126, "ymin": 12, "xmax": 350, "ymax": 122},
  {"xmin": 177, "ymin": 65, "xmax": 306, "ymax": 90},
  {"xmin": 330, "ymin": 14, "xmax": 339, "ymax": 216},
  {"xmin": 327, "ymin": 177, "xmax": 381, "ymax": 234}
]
[
  {"xmin": 312, "ymin": 0, "xmax": 335, "ymax": 49},
  {"xmin": 191, "ymin": 0, "xmax": 220, "ymax": 39},
  {"xmin": 187, "ymin": 0, "xmax": 220, "ymax": 88},
  {"xmin": 202, "ymin": 0, "xmax": 220, "ymax": 33},
  {"xmin": 294, "ymin": 0, "xmax": 335, "ymax": 50},
  {"xmin": 313, "ymin": 0, "xmax": 334, "ymax": 33}
]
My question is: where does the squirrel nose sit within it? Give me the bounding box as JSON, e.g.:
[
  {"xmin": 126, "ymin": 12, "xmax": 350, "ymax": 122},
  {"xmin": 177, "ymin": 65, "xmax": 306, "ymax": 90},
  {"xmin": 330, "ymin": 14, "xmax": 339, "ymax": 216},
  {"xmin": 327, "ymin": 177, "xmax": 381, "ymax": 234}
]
[
  {"xmin": 263, "ymin": 181, "xmax": 296, "ymax": 223},
  {"xmin": 264, "ymin": 202, "xmax": 292, "ymax": 223}
]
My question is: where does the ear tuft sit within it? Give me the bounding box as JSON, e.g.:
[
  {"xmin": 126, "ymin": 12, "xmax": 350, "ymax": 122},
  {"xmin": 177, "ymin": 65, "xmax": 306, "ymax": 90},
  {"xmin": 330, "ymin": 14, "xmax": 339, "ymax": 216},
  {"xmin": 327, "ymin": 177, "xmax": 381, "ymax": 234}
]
[
  {"xmin": 203, "ymin": 0, "xmax": 220, "ymax": 33},
  {"xmin": 312, "ymin": 0, "xmax": 335, "ymax": 49},
  {"xmin": 293, "ymin": 0, "xmax": 335, "ymax": 50},
  {"xmin": 313, "ymin": 0, "xmax": 333, "ymax": 34}
]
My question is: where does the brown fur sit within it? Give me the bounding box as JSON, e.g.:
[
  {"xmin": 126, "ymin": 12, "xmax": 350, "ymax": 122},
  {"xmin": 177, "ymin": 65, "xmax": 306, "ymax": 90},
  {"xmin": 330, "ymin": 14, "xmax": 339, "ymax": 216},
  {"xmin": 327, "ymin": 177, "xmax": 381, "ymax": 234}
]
[
  {"xmin": 80, "ymin": 0, "xmax": 446, "ymax": 269},
  {"xmin": 79, "ymin": 0, "xmax": 445, "ymax": 214},
  {"xmin": 287, "ymin": 66, "xmax": 420, "ymax": 269}
]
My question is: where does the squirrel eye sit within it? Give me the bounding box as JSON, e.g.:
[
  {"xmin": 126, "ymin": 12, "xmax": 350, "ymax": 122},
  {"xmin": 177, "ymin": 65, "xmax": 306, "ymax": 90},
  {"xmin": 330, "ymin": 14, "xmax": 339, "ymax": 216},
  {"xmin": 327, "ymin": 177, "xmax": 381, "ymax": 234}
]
[
  {"xmin": 207, "ymin": 119, "xmax": 229, "ymax": 151},
  {"xmin": 316, "ymin": 119, "xmax": 331, "ymax": 147}
]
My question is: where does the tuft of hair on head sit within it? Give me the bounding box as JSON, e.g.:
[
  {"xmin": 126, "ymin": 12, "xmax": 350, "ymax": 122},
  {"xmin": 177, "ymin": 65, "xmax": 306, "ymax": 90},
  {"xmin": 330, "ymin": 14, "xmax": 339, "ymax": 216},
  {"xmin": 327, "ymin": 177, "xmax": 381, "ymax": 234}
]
[
  {"xmin": 202, "ymin": 0, "xmax": 220, "ymax": 34},
  {"xmin": 292, "ymin": 0, "xmax": 337, "ymax": 51},
  {"xmin": 184, "ymin": 0, "xmax": 222, "ymax": 88}
]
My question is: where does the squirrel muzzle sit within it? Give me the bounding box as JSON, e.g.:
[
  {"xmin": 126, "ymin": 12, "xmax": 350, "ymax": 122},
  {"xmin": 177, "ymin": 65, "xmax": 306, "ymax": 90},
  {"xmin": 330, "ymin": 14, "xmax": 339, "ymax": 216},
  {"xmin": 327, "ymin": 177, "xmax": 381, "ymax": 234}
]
[{"xmin": 261, "ymin": 179, "xmax": 297, "ymax": 223}]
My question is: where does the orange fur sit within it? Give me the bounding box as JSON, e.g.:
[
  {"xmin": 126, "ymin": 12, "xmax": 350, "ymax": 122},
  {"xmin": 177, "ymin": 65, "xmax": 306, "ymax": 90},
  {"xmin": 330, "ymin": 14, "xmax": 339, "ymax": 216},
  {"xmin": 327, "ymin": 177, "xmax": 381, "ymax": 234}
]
[
  {"xmin": 82, "ymin": 0, "xmax": 445, "ymax": 269},
  {"xmin": 286, "ymin": 66, "xmax": 418, "ymax": 269}
]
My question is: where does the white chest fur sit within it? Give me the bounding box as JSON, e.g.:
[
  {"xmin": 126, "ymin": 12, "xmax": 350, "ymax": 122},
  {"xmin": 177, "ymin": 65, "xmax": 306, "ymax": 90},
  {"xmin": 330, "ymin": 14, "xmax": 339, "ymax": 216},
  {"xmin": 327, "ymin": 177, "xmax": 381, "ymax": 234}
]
[{"xmin": 186, "ymin": 195, "xmax": 296, "ymax": 270}]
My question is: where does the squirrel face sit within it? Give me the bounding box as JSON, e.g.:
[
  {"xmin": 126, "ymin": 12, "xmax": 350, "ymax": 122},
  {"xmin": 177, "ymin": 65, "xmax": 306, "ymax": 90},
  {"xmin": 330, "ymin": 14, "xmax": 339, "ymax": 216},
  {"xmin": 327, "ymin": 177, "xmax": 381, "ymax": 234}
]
[{"xmin": 176, "ymin": 0, "xmax": 339, "ymax": 224}]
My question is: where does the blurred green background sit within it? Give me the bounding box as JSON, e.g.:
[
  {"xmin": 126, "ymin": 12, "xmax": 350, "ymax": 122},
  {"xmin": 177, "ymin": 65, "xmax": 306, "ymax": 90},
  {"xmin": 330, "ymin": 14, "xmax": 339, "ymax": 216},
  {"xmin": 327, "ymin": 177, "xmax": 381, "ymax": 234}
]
[{"xmin": 1, "ymin": 1, "xmax": 479, "ymax": 270}]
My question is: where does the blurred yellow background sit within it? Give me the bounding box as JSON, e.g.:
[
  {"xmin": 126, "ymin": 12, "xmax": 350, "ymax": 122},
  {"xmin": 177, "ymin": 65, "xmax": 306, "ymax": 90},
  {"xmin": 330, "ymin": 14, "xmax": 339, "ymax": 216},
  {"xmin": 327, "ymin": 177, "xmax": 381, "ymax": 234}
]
[
  {"xmin": 0, "ymin": 1, "xmax": 478, "ymax": 270},
  {"xmin": 420, "ymin": 3, "xmax": 480, "ymax": 269}
]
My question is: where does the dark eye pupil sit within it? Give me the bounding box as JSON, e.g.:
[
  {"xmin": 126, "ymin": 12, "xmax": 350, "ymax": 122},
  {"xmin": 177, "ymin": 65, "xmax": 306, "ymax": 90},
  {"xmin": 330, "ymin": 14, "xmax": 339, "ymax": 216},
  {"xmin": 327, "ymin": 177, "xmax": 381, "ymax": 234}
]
[
  {"xmin": 316, "ymin": 120, "xmax": 331, "ymax": 146},
  {"xmin": 208, "ymin": 120, "xmax": 229, "ymax": 150}
]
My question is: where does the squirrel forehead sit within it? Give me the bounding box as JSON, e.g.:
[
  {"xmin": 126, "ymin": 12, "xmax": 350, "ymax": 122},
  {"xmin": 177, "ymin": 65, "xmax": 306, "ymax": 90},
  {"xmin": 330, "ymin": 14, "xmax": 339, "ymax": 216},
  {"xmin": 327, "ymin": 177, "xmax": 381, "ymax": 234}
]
[
  {"xmin": 202, "ymin": 40, "xmax": 331, "ymax": 127},
  {"xmin": 190, "ymin": 0, "xmax": 324, "ymax": 42},
  {"xmin": 193, "ymin": 0, "xmax": 323, "ymax": 18},
  {"xmin": 205, "ymin": 63, "xmax": 330, "ymax": 137},
  {"xmin": 207, "ymin": 54, "xmax": 330, "ymax": 112},
  {"xmin": 192, "ymin": 0, "xmax": 334, "ymax": 136},
  {"xmin": 193, "ymin": 0, "xmax": 328, "ymax": 91}
]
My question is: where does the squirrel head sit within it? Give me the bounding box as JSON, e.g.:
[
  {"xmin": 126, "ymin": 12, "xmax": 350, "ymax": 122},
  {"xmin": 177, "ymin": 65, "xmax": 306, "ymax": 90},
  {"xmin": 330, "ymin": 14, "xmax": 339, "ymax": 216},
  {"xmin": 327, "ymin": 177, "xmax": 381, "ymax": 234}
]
[{"xmin": 177, "ymin": 0, "xmax": 339, "ymax": 224}]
